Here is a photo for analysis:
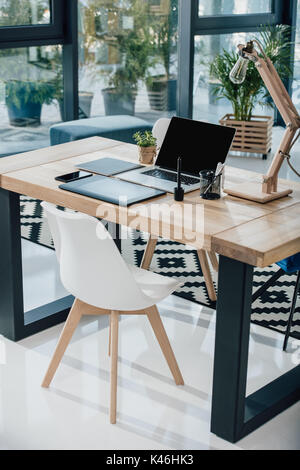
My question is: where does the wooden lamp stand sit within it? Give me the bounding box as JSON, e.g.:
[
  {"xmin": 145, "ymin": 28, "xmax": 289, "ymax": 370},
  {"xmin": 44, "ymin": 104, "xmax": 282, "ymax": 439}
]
[{"xmin": 224, "ymin": 40, "xmax": 300, "ymax": 203}]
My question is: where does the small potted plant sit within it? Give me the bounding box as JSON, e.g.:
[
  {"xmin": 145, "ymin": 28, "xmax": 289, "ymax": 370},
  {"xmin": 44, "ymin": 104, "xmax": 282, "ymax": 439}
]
[{"xmin": 133, "ymin": 130, "xmax": 157, "ymax": 164}]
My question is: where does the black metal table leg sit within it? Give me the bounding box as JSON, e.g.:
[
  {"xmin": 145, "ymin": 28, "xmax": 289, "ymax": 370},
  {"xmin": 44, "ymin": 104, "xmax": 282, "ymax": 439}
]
[
  {"xmin": 0, "ymin": 188, "xmax": 73, "ymax": 341},
  {"xmin": 211, "ymin": 255, "xmax": 300, "ymax": 443},
  {"xmin": 283, "ymin": 271, "xmax": 300, "ymax": 351},
  {"xmin": 114, "ymin": 222, "xmax": 122, "ymax": 253},
  {"xmin": 106, "ymin": 221, "xmax": 122, "ymax": 253},
  {"xmin": 0, "ymin": 189, "xmax": 24, "ymax": 341}
]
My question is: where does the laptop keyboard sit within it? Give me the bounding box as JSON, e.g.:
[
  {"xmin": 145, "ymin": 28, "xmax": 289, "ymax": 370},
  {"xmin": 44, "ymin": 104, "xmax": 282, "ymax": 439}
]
[{"xmin": 142, "ymin": 169, "xmax": 199, "ymax": 186}]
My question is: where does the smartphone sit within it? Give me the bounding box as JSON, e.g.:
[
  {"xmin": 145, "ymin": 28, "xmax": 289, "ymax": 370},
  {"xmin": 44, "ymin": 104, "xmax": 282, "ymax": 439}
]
[{"xmin": 55, "ymin": 171, "xmax": 92, "ymax": 183}]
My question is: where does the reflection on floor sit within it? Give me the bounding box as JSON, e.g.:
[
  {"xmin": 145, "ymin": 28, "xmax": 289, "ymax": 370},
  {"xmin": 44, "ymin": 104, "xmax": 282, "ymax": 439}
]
[{"xmin": 0, "ymin": 239, "xmax": 299, "ymax": 450}]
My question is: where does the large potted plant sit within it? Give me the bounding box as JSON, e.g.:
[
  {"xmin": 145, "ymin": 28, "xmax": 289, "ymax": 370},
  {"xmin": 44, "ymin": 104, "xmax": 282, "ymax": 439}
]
[
  {"xmin": 51, "ymin": 70, "xmax": 94, "ymax": 120},
  {"xmin": 98, "ymin": 0, "xmax": 153, "ymax": 116},
  {"xmin": 5, "ymin": 78, "xmax": 54, "ymax": 126},
  {"xmin": 0, "ymin": 1, "xmax": 55, "ymax": 126},
  {"xmin": 210, "ymin": 25, "xmax": 293, "ymax": 159},
  {"xmin": 146, "ymin": 0, "xmax": 178, "ymax": 112}
]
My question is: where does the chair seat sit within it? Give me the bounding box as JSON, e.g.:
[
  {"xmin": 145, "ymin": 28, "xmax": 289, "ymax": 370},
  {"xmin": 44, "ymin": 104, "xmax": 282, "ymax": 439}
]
[
  {"xmin": 50, "ymin": 115, "xmax": 152, "ymax": 146},
  {"xmin": 128, "ymin": 264, "xmax": 182, "ymax": 307},
  {"xmin": 276, "ymin": 252, "xmax": 300, "ymax": 274}
]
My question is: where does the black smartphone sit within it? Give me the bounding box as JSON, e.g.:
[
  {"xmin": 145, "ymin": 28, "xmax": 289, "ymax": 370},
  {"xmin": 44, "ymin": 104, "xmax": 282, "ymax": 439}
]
[{"xmin": 55, "ymin": 171, "xmax": 92, "ymax": 183}]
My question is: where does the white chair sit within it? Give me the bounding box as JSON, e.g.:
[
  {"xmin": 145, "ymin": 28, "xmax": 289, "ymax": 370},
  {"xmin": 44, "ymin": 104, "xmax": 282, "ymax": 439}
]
[
  {"xmin": 152, "ymin": 117, "xmax": 171, "ymax": 149},
  {"xmin": 41, "ymin": 202, "xmax": 184, "ymax": 424},
  {"xmin": 141, "ymin": 118, "xmax": 219, "ymax": 302}
]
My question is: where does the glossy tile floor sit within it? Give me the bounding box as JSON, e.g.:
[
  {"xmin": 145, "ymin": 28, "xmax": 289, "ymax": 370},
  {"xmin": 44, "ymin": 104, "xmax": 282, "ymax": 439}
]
[{"xmin": 0, "ymin": 239, "xmax": 299, "ymax": 450}]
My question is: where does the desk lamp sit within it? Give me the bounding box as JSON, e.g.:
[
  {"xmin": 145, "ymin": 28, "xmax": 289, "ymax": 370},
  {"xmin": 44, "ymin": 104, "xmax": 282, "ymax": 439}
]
[{"xmin": 224, "ymin": 39, "xmax": 300, "ymax": 203}]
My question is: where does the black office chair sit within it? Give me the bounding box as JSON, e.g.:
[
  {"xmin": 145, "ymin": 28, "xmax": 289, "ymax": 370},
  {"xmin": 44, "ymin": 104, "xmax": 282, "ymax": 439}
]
[{"xmin": 252, "ymin": 253, "xmax": 300, "ymax": 351}]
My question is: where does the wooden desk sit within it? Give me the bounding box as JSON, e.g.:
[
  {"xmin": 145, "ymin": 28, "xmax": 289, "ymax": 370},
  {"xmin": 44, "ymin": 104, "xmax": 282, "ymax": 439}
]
[{"xmin": 0, "ymin": 137, "xmax": 299, "ymax": 443}]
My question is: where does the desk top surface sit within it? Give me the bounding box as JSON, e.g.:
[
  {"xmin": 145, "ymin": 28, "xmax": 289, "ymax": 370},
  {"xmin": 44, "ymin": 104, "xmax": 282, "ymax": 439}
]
[{"xmin": 0, "ymin": 136, "xmax": 299, "ymax": 267}]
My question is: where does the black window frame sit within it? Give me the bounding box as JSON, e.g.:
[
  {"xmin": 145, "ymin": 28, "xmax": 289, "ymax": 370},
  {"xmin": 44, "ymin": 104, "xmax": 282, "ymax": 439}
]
[
  {"xmin": 0, "ymin": 0, "xmax": 78, "ymax": 122},
  {"xmin": 178, "ymin": 0, "xmax": 297, "ymax": 122},
  {"xmin": 0, "ymin": 0, "xmax": 64, "ymax": 49},
  {"xmin": 196, "ymin": 0, "xmax": 276, "ymax": 29}
]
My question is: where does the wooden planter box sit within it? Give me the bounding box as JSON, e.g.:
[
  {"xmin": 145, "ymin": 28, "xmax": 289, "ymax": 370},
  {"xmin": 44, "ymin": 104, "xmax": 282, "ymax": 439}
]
[{"xmin": 219, "ymin": 114, "xmax": 273, "ymax": 159}]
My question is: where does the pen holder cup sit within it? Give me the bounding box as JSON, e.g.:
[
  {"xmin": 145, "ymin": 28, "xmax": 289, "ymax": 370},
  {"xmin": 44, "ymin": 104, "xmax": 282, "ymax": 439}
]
[{"xmin": 199, "ymin": 170, "xmax": 221, "ymax": 200}]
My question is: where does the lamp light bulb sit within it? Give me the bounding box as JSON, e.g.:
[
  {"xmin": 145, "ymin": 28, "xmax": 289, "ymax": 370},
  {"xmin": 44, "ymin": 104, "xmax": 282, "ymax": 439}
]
[{"xmin": 229, "ymin": 56, "xmax": 249, "ymax": 84}]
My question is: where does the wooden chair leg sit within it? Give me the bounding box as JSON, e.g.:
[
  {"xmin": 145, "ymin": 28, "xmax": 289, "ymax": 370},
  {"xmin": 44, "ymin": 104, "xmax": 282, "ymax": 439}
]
[
  {"xmin": 141, "ymin": 235, "xmax": 158, "ymax": 270},
  {"xmin": 208, "ymin": 251, "xmax": 219, "ymax": 272},
  {"xmin": 146, "ymin": 305, "xmax": 184, "ymax": 386},
  {"xmin": 142, "ymin": 236, "xmax": 217, "ymax": 301},
  {"xmin": 108, "ymin": 314, "xmax": 112, "ymax": 357},
  {"xmin": 41, "ymin": 299, "xmax": 82, "ymax": 388},
  {"xmin": 197, "ymin": 250, "xmax": 217, "ymax": 302},
  {"xmin": 110, "ymin": 311, "xmax": 119, "ymax": 424}
]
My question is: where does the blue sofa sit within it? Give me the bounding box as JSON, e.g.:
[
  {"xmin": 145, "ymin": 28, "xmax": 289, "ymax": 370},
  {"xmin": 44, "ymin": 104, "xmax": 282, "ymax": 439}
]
[{"xmin": 50, "ymin": 115, "xmax": 153, "ymax": 146}]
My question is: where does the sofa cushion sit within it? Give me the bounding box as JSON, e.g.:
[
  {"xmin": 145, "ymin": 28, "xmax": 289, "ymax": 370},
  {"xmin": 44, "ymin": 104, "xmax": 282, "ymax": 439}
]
[{"xmin": 50, "ymin": 115, "xmax": 153, "ymax": 146}]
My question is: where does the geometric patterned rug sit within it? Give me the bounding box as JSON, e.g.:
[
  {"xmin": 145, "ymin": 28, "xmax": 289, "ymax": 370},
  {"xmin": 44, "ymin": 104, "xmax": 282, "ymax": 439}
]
[{"xmin": 20, "ymin": 195, "xmax": 300, "ymax": 340}]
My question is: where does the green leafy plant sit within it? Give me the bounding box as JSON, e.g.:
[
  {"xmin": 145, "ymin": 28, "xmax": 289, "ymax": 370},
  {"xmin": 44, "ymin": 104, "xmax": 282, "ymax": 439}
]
[
  {"xmin": 133, "ymin": 130, "xmax": 157, "ymax": 147},
  {"xmin": 5, "ymin": 79, "xmax": 55, "ymax": 108},
  {"xmin": 90, "ymin": 0, "xmax": 153, "ymax": 96},
  {"xmin": 146, "ymin": 0, "xmax": 178, "ymax": 85},
  {"xmin": 155, "ymin": 0, "xmax": 178, "ymax": 79},
  {"xmin": 0, "ymin": 42, "xmax": 60, "ymax": 110},
  {"xmin": 210, "ymin": 25, "xmax": 293, "ymax": 121}
]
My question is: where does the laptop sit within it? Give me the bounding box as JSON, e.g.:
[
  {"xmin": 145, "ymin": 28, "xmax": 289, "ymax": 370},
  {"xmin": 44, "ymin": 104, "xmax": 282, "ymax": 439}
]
[{"xmin": 118, "ymin": 117, "xmax": 236, "ymax": 193}]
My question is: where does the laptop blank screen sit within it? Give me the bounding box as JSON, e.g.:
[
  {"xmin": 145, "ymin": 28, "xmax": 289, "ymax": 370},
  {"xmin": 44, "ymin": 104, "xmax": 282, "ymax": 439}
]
[{"xmin": 156, "ymin": 117, "xmax": 236, "ymax": 176}]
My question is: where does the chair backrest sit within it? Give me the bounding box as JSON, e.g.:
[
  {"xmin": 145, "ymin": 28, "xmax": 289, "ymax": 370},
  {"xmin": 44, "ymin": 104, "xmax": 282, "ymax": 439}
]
[
  {"xmin": 41, "ymin": 202, "xmax": 149, "ymax": 311},
  {"xmin": 152, "ymin": 118, "xmax": 171, "ymax": 149}
]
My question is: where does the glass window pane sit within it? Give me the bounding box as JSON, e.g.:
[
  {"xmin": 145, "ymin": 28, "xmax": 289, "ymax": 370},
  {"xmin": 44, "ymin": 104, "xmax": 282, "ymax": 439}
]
[
  {"xmin": 0, "ymin": 45, "xmax": 62, "ymax": 156},
  {"xmin": 292, "ymin": 1, "xmax": 300, "ymax": 107},
  {"xmin": 78, "ymin": 0, "xmax": 178, "ymax": 124},
  {"xmin": 0, "ymin": 0, "xmax": 51, "ymax": 27},
  {"xmin": 198, "ymin": 0, "xmax": 271, "ymax": 16},
  {"xmin": 193, "ymin": 33, "xmax": 273, "ymax": 125}
]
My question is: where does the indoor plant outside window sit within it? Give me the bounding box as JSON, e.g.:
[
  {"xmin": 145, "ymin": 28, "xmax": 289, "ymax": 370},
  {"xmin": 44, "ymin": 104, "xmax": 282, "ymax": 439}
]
[
  {"xmin": 210, "ymin": 25, "xmax": 293, "ymax": 159},
  {"xmin": 96, "ymin": 0, "xmax": 153, "ymax": 116},
  {"xmin": 146, "ymin": 0, "xmax": 178, "ymax": 112}
]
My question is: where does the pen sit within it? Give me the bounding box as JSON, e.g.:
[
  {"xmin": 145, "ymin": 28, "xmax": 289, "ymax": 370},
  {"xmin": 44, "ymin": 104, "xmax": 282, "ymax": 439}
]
[
  {"xmin": 174, "ymin": 156, "xmax": 184, "ymax": 201},
  {"xmin": 203, "ymin": 163, "xmax": 224, "ymax": 195},
  {"xmin": 177, "ymin": 157, "xmax": 182, "ymax": 190}
]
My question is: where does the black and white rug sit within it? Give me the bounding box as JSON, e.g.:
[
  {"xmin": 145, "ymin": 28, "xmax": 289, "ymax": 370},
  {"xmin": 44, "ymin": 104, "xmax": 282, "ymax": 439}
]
[{"xmin": 20, "ymin": 195, "xmax": 300, "ymax": 340}]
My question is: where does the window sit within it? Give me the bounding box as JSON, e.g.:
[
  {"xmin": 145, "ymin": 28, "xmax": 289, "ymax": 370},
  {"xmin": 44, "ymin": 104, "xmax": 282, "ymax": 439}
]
[
  {"xmin": 292, "ymin": 0, "xmax": 300, "ymax": 106},
  {"xmin": 78, "ymin": 0, "xmax": 178, "ymax": 122},
  {"xmin": 0, "ymin": 0, "xmax": 51, "ymax": 27},
  {"xmin": 193, "ymin": 33, "xmax": 251, "ymax": 123},
  {"xmin": 178, "ymin": 0, "xmax": 291, "ymax": 122},
  {"xmin": 198, "ymin": 0, "xmax": 272, "ymax": 17},
  {"xmin": 0, "ymin": 0, "xmax": 64, "ymax": 46},
  {"xmin": 0, "ymin": 45, "xmax": 62, "ymax": 155},
  {"xmin": 0, "ymin": 1, "xmax": 65, "ymax": 157}
]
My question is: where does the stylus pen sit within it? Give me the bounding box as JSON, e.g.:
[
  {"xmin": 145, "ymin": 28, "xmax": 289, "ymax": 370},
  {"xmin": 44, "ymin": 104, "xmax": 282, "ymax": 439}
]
[
  {"xmin": 174, "ymin": 156, "xmax": 184, "ymax": 201},
  {"xmin": 177, "ymin": 157, "xmax": 182, "ymax": 189}
]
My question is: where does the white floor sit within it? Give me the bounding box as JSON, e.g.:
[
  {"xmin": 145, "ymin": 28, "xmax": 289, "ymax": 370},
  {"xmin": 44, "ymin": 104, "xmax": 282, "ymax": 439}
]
[{"xmin": 0, "ymin": 239, "xmax": 299, "ymax": 450}]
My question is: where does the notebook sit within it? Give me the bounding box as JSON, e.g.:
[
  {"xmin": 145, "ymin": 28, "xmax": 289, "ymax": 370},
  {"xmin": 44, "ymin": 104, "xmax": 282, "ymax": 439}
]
[
  {"xmin": 59, "ymin": 175, "xmax": 166, "ymax": 206},
  {"xmin": 76, "ymin": 157, "xmax": 143, "ymax": 176}
]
